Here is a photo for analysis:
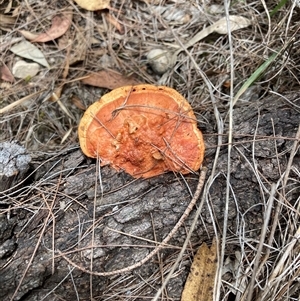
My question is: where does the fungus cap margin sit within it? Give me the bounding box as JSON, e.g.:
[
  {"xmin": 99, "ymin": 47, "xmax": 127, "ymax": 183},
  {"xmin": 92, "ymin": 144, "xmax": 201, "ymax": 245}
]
[{"xmin": 78, "ymin": 84, "xmax": 205, "ymax": 178}]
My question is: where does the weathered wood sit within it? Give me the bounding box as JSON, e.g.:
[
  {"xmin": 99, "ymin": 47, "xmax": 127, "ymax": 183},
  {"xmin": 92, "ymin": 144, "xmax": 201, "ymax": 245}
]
[
  {"xmin": 0, "ymin": 141, "xmax": 31, "ymax": 193},
  {"xmin": 0, "ymin": 93, "xmax": 299, "ymax": 301}
]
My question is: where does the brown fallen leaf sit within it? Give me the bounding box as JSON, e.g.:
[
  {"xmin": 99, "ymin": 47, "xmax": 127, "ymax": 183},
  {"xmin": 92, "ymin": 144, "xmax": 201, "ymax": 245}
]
[
  {"xmin": 73, "ymin": 0, "xmax": 110, "ymax": 11},
  {"xmin": 104, "ymin": 12, "xmax": 124, "ymax": 34},
  {"xmin": 81, "ymin": 70, "xmax": 140, "ymax": 90},
  {"xmin": 4, "ymin": 0, "xmax": 13, "ymax": 13},
  {"xmin": 18, "ymin": 30, "xmax": 39, "ymax": 41},
  {"xmin": 71, "ymin": 95, "xmax": 86, "ymax": 110},
  {"xmin": 181, "ymin": 238, "xmax": 218, "ymax": 301},
  {"xmin": 0, "ymin": 13, "xmax": 16, "ymax": 31},
  {"xmin": 0, "ymin": 64, "xmax": 15, "ymax": 82},
  {"xmin": 31, "ymin": 12, "xmax": 72, "ymax": 43},
  {"xmin": 0, "ymin": 14, "xmax": 16, "ymax": 25}
]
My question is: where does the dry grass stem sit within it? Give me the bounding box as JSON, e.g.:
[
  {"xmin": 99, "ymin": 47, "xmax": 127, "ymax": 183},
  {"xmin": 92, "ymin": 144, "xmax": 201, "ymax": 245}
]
[{"xmin": 0, "ymin": 0, "xmax": 299, "ymax": 300}]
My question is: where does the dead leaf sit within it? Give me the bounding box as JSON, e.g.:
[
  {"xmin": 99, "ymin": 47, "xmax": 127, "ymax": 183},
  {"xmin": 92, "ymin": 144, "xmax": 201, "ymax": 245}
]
[
  {"xmin": 179, "ymin": 15, "xmax": 251, "ymax": 54},
  {"xmin": 0, "ymin": 64, "xmax": 15, "ymax": 82},
  {"xmin": 4, "ymin": 0, "xmax": 13, "ymax": 13},
  {"xmin": 104, "ymin": 12, "xmax": 124, "ymax": 34},
  {"xmin": 73, "ymin": 0, "xmax": 110, "ymax": 11},
  {"xmin": 0, "ymin": 14, "xmax": 16, "ymax": 31},
  {"xmin": 10, "ymin": 40, "xmax": 50, "ymax": 68},
  {"xmin": 0, "ymin": 14, "xmax": 16, "ymax": 25},
  {"xmin": 181, "ymin": 238, "xmax": 218, "ymax": 301},
  {"xmin": 81, "ymin": 70, "xmax": 140, "ymax": 90},
  {"xmin": 212, "ymin": 16, "xmax": 251, "ymax": 35},
  {"xmin": 71, "ymin": 95, "xmax": 86, "ymax": 110},
  {"xmin": 12, "ymin": 5, "xmax": 21, "ymax": 17},
  {"xmin": 32, "ymin": 12, "xmax": 72, "ymax": 42},
  {"xmin": 18, "ymin": 30, "xmax": 39, "ymax": 41}
]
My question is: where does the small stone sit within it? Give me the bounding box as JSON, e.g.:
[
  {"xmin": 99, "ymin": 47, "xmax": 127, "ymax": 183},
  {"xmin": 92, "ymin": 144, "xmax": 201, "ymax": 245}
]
[
  {"xmin": 12, "ymin": 60, "xmax": 40, "ymax": 79},
  {"xmin": 147, "ymin": 49, "xmax": 175, "ymax": 75}
]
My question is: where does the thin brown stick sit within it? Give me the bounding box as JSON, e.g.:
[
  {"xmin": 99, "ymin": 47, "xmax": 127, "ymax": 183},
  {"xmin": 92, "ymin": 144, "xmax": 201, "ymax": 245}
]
[{"xmin": 57, "ymin": 167, "xmax": 207, "ymax": 276}]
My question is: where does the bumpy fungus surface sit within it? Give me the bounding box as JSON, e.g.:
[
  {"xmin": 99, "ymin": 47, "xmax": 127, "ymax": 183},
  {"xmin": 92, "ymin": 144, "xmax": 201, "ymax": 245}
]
[{"xmin": 78, "ymin": 84, "xmax": 205, "ymax": 178}]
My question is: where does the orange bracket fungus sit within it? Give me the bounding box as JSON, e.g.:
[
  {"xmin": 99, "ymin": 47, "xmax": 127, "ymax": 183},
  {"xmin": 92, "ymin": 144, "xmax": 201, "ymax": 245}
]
[{"xmin": 78, "ymin": 84, "xmax": 205, "ymax": 178}]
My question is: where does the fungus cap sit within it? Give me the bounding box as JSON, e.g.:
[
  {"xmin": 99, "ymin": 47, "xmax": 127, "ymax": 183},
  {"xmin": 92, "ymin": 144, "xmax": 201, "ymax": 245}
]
[{"xmin": 78, "ymin": 84, "xmax": 205, "ymax": 178}]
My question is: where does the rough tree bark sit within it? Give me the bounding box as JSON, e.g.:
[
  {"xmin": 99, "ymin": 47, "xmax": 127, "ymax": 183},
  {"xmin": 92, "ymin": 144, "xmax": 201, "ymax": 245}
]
[
  {"xmin": 0, "ymin": 142, "xmax": 31, "ymax": 192},
  {"xmin": 0, "ymin": 93, "xmax": 299, "ymax": 301}
]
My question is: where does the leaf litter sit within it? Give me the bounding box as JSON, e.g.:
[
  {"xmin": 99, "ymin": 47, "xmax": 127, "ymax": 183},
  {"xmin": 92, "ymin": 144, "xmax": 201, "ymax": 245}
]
[
  {"xmin": 81, "ymin": 69, "xmax": 140, "ymax": 89},
  {"xmin": 181, "ymin": 239, "xmax": 218, "ymax": 301},
  {"xmin": 10, "ymin": 40, "xmax": 50, "ymax": 68},
  {"xmin": 0, "ymin": 64, "xmax": 15, "ymax": 82},
  {"xmin": 1, "ymin": 1, "xmax": 299, "ymax": 301},
  {"xmin": 20, "ymin": 11, "xmax": 73, "ymax": 43},
  {"xmin": 73, "ymin": 0, "xmax": 111, "ymax": 11}
]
